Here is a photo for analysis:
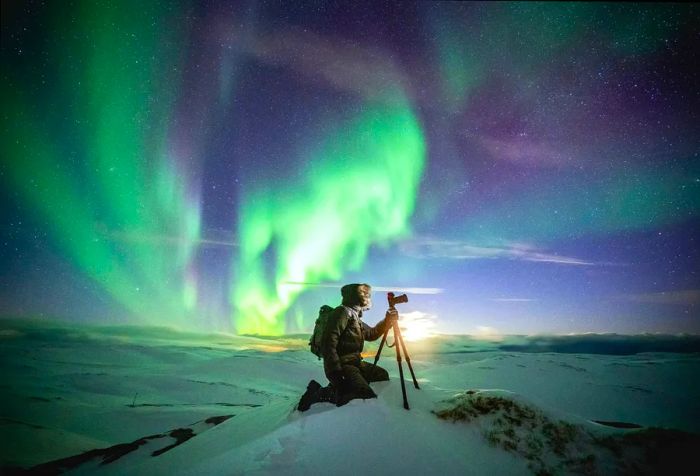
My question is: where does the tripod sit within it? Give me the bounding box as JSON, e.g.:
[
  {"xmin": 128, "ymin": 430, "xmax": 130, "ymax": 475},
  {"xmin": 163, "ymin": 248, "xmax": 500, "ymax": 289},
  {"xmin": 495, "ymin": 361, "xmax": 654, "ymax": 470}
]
[{"xmin": 371, "ymin": 292, "xmax": 420, "ymax": 409}]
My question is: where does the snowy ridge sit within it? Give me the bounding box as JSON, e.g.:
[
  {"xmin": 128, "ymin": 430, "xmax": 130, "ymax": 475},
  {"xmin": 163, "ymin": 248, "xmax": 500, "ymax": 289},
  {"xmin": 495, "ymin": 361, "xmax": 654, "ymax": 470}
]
[
  {"xmin": 20, "ymin": 385, "xmax": 700, "ymax": 476},
  {"xmin": 26, "ymin": 415, "xmax": 233, "ymax": 475}
]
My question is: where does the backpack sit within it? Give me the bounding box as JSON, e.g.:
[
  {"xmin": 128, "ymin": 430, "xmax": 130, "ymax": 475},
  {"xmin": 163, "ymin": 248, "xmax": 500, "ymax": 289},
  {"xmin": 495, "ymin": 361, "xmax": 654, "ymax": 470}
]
[{"xmin": 309, "ymin": 305, "xmax": 335, "ymax": 359}]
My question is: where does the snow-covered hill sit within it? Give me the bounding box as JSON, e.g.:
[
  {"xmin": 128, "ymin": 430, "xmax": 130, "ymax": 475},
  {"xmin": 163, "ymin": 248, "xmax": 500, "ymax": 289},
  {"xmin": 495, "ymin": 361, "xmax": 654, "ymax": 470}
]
[{"xmin": 1, "ymin": 319, "xmax": 699, "ymax": 475}]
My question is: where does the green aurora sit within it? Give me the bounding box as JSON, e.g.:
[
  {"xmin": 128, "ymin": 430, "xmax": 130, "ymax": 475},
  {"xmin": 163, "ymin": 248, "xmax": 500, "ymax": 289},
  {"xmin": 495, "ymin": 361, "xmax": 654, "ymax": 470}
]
[
  {"xmin": 1, "ymin": 1, "xmax": 200, "ymax": 325},
  {"xmin": 1, "ymin": 2, "xmax": 426, "ymax": 334},
  {"xmin": 1, "ymin": 1, "xmax": 697, "ymax": 335},
  {"xmin": 233, "ymin": 99, "xmax": 425, "ymax": 334}
]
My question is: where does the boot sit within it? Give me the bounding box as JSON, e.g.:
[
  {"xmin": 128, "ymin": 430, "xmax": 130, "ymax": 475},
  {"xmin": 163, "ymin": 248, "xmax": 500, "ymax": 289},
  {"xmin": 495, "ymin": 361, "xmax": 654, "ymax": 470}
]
[
  {"xmin": 317, "ymin": 385, "xmax": 337, "ymax": 404},
  {"xmin": 297, "ymin": 380, "xmax": 322, "ymax": 412},
  {"xmin": 335, "ymin": 386, "xmax": 376, "ymax": 407}
]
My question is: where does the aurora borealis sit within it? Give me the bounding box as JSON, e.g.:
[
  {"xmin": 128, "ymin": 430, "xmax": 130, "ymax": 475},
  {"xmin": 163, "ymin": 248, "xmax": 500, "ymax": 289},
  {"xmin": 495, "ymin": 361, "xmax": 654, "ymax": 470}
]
[{"xmin": 1, "ymin": 1, "xmax": 698, "ymax": 335}]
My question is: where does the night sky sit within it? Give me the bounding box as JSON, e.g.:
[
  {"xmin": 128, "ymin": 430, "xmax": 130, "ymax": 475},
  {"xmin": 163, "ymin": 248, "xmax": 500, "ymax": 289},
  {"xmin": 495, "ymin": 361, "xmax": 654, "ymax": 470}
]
[{"xmin": 1, "ymin": 1, "xmax": 698, "ymax": 335}]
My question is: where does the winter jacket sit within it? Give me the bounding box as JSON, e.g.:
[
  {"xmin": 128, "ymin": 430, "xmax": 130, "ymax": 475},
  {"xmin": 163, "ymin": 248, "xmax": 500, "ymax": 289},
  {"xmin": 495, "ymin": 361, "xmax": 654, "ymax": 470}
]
[{"xmin": 321, "ymin": 304, "xmax": 389, "ymax": 378}]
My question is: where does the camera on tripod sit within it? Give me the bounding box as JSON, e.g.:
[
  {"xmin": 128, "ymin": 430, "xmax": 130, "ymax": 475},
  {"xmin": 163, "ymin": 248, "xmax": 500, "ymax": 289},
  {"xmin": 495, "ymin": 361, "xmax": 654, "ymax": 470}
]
[
  {"xmin": 371, "ymin": 291, "xmax": 420, "ymax": 410},
  {"xmin": 387, "ymin": 292, "xmax": 408, "ymax": 308}
]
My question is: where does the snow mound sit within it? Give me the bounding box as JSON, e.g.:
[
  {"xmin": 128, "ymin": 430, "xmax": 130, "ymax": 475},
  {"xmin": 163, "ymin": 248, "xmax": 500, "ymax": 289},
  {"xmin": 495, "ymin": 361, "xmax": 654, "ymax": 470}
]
[
  {"xmin": 24, "ymin": 384, "xmax": 533, "ymax": 475},
  {"xmin": 432, "ymin": 389, "xmax": 700, "ymax": 475}
]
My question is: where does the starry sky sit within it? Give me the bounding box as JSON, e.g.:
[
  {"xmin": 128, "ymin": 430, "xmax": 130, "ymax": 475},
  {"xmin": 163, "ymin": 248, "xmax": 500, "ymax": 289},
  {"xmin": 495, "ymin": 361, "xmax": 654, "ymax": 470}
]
[{"xmin": 1, "ymin": 1, "xmax": 699, "ymax": 336}]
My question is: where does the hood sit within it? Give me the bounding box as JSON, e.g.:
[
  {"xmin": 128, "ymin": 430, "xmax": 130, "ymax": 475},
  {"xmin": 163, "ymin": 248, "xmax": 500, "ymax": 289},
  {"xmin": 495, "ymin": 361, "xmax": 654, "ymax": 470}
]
[{"xmin": 341, "ymin": 283, "xmax": 372, "ymax": 310}]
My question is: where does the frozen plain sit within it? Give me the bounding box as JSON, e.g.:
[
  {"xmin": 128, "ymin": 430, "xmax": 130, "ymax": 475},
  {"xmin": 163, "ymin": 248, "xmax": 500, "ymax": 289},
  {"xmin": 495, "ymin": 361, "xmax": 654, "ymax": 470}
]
[{"xmin": 1, "ymin": 318, "xmax": 699, "ymax": 475}]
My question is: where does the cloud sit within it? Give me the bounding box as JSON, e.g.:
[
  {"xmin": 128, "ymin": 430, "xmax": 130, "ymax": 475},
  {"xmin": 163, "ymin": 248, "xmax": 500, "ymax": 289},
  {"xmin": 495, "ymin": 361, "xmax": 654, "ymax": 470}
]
[
  {"xmin": 102, "ymin": 228, "xmax": 239, "ymax": 248},
  {"xmin": 281, "ymin": 282, "xmax": 444, "ymax": 295},
  {"xmin": 398, "ymin": 310, "xmax": 438, "ymax": 342},
  {"xmin": 489, "ymin": 298, "xmax": 537, "ymax": 302},
  {"xmin": 478, "ymin": 135, "xmax": 573, "ymax": 168},
  {"xmin": 220, "ymin": 25, "xmax": 412, "ymax": 104},
  {"xmin": 614, "ymin": 290, "xmax": 700, "ymax": 305},
  {"xmin": 473, "ymin": 326, "xmax": 504, "ymax": 341},
  {"xmin": 400, "ymin": 238, "xmax": 598, "ymax": 266},
  {"xmin": 499, "ymin": 334, "xmax": 700, "ymax": 355},
  {"xmin": 372, "ymin": 286, "xmax": 445, "ymax": 295},
  {"xmin": 430, "ymin": 334, "xmax": 700, "ymax": 355}
]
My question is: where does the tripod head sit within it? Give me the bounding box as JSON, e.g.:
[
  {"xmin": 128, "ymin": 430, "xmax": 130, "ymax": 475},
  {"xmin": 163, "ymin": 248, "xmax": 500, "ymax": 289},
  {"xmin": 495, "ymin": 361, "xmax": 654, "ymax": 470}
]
[{"xmin": 387, "ymin": 292, "xmax": 408, "ymax": 309}]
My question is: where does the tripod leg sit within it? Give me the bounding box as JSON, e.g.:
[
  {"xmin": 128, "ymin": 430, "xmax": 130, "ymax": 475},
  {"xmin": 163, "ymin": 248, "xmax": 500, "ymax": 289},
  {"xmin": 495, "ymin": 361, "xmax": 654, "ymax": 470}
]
[
  {"xmin": 392, "ymin": 321, "xmax": 409, "ymax": 410},
  {"xmin": 371, "ymin": 327, "xmax": 390, "ymax": 369},
  {"xmin": 394, "ymin": 324, "xmax": 420, "ymax": 389}
]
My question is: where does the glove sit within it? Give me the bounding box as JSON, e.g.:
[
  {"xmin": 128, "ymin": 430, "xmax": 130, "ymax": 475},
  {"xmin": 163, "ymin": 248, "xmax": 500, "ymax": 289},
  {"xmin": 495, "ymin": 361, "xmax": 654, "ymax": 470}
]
[{"xmin": 385, "ymin": 309, "xmax": 399, "ymax": 323}]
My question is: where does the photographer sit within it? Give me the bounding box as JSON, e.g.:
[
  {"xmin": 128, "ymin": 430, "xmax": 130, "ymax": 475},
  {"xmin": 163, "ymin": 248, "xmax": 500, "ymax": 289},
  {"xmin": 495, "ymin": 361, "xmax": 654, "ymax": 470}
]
[{"xmin": 298, "ymin": 283, "xmax": 398, "ymax": 410}]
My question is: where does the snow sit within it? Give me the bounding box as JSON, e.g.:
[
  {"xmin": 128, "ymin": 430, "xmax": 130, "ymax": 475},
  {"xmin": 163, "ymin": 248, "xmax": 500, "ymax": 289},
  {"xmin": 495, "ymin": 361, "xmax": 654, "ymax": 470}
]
[{"xmin": 1, "ymin": 319, "xmax": 699, "ymax": 474}]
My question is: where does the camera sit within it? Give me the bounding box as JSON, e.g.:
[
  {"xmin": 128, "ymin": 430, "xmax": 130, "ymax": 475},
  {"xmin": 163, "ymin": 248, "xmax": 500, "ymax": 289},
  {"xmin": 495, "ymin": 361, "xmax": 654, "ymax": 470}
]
[{"xmin": 387, "ymin": 292, "xmax": 408, "ymax": 308}]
